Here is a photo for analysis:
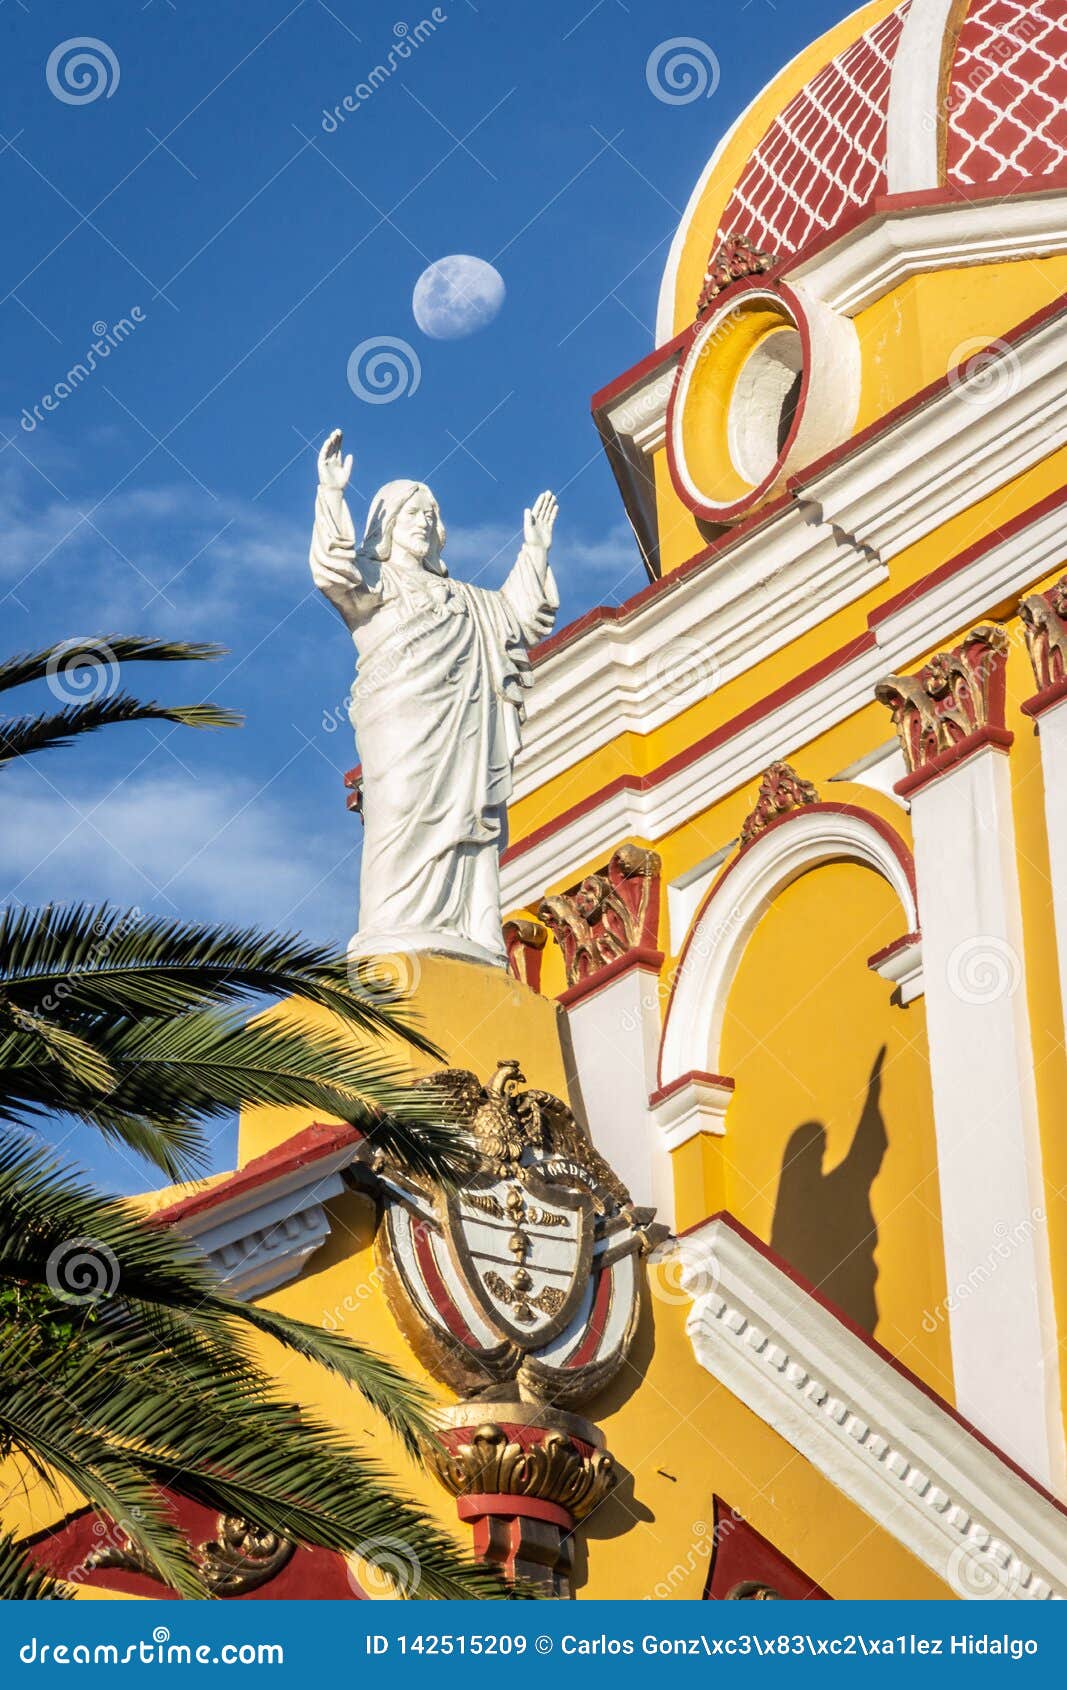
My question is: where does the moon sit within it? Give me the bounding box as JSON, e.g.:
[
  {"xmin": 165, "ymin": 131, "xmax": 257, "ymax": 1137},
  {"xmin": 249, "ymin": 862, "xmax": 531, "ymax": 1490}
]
[{"xmin": 412, "ymin": 255, "xmax": 506, "ymax": 341}]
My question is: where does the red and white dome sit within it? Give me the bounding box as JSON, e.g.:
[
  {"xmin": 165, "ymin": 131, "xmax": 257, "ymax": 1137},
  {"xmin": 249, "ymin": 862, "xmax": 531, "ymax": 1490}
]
[{"xmin": 658, "ymin": 0, "xmax": 1067, "ymax": 338}]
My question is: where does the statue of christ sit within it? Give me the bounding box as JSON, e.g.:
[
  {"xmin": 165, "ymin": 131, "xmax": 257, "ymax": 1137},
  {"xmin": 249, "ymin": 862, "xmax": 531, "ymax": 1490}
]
[{"xmin": 309, "ymin": 428, "xmax": 559, "ymax": 966}]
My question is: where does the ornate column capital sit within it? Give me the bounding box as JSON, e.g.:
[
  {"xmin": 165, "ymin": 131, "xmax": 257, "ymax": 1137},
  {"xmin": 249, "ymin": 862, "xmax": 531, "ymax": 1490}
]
[
  {"xmin": 875, "ymin": 623, "xmax": 1012, "ymax": 797},
  {"xmin": 430, "ymin": 1406, "xmax": 617, "ymax": 1598},
  {"xmin": 1020, "ymin": 578, "xmax": 1067, "ymax": 720},
  {"xmin": 538, "ymin": 842, "xmax": 662, "ymax": 1002},
  {"xmin": 502, "ymin": 917, "xmax": 548, "ymax": 991}
]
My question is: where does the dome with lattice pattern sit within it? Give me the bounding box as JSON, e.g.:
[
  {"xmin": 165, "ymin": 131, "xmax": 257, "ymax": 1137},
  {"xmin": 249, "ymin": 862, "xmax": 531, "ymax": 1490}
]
[{"xmin": 658, "ymin": 0, "xmax": 1067, "ymax": 340}]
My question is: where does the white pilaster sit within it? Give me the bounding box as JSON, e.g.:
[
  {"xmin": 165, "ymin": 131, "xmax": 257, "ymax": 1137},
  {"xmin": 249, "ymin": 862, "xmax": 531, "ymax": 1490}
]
[
  {"xmin": 907, "ymin": 745, "xmax": 1064, "ymax": 1489},
  {"xmin": 1029, "ymin": 696, "xmax": 1067, "ymax": 1019},
  {"xmin": 563, "ymin": 962, "xmax": 672, "ymax": 1223}
]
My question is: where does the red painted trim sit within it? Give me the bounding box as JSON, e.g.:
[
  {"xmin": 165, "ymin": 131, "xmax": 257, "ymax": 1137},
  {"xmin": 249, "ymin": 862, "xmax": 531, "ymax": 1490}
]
[
  {"xmin": 529, "ymin": 488, "xmax": 794, "ymax": 670},
  {"xmin": 869, "ymin": 480, "xmax": 1067, "ymax": 634},
  {"xmin": 441, "ymin": 1421, "xmax": 596, "ymax": 1458},
  {"xmin": 867, "ymin": 930, "xmax": 921, "ymax": 970},
  {"xmin": 767, "ymin": 177, "xmax": 1067, "ymax": 297},
  {"xmin": 677, "ymin": 1211, "xmax": 1067, "ymax": 1518},
  {"xmin": 504, "ymin": 633, "xmax": 876, "ymax": 867},
  {"xmin": 456, "ymin": 1494, "xmax": 574, "ymax": 1529},
  {"xmin": 589, "ymin": 329, "xmax": 688, "ymax": 413},
  {"xmin": 894, "ymin": 727, "xmax": 1013, "ymax": 798},
  {"xmin": 649, "ymin": 1070, "xmax": 735, "ymax": 1109},
  {"xmin": 413, "ymin": 1220, "xmax": 481, "ymax": 1350},
  {"xmin": 567, "ymin": 1266, "xmax": 612, "ymax": 1371},
  {"xmin": 557, "ymin": 946, "xmax": 664, "ymax": 1009},
  {"xmin": 657, "ymin": 802, "xmax": 916, "ymax": 1087},
  {"xmin": 1023, "ymin": 675, "xmax": 1067, "ymax": 721},
  {"xmin": 151, "ymin": 1120, "xmax": 363, "ymax": 1228},
  {"xmin": 600, "ymin": 185, "xmax": 1067, "ymax": 454},
  {"xmin": 665, "ymin": 283, "xmax": 812, "ymax": 525}
]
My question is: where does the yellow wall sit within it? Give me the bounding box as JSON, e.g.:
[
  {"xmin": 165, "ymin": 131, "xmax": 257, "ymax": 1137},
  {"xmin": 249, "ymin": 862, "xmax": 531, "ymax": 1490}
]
[
  {"xmin": 708, "ymin": 862, "xmax": 952, "ymax": 1398},
  {"xmin": 239, "ymin": 955, "xmax": 573, "ymax": 1166}
]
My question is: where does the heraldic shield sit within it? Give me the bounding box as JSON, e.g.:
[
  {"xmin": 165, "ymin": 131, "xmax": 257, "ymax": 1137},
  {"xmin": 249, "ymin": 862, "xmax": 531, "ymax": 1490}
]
[{"xmin": 373, "ymin": 1060, "xmax": 666, "ymax": 1407}]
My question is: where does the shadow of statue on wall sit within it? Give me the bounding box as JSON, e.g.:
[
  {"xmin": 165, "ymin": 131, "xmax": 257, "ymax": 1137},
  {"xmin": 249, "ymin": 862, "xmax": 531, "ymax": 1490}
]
[{"xmin": 769, "ymin": 1047, "xmax": 888, "ymax": 1335}]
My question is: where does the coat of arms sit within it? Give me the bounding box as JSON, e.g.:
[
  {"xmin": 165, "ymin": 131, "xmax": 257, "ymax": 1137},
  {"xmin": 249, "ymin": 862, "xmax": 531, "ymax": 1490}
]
[{"xmin": 374, "ymin": 1060, "xmax": 665, "ymax": 1407}]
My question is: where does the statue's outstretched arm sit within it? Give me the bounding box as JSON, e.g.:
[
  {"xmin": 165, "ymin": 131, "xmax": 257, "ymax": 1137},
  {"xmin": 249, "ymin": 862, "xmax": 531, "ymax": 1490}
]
[
  {"xmin": 501, "ymin": 491, "xmax": 559, "ymax": 644},
  {"xmin": 309, "ymin": 428, "xmax": 376, "ymax": 630}
]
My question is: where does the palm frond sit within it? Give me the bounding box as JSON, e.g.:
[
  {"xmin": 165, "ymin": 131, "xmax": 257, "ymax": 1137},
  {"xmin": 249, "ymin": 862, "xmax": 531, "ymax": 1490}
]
[
  {"xmin": 0, "ymin": 1141, "xmax": 438, "ymax": 1456},
  {"xmin": 0, "ymin": 1332, "xmax": 206, "ymax": 1598},
  {"xmin": 0, "ymin": 1003, "xmax": 466, "ymax": 1183},
  {"xmin": 2, "ymin": 1328, "xmax": 514, "ymax": 1600},
  {"xmin": 0, "ymin": 637, "xmax": 226, "ymax": 696},
  {"xmin": 0, "ymin": 903, "xmax": 437, "ymax": 1050},
  {"xmin": 0, "ymin": 696, "xmax": 241, "ymax": 766},
  {"xmin": 0, "ymin": 1529, "xmax": 72, "ymax": 1600}
]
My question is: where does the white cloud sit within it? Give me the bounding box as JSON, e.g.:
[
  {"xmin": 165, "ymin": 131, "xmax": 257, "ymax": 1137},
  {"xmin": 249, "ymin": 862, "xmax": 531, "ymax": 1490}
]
[{"xmin": 0, "ymin": 764, "xmax": 359, "ymax": 945}]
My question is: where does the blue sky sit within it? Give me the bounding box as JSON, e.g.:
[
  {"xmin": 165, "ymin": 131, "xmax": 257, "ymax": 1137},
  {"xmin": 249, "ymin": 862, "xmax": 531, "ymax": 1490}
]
[{"xmin": 0, "ymin": 0, "xmax": 847, "ymax": 1188}]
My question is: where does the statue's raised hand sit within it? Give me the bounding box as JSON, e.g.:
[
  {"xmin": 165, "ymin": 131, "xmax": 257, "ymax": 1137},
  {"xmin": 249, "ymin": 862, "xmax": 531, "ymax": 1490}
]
[
  {"xmin": 318, "ymin": 428, "xmax": 353, "ymax": 491},
  {"xmin": 524, "ymin": 490, "xmax": 558, "ymax": 553}
]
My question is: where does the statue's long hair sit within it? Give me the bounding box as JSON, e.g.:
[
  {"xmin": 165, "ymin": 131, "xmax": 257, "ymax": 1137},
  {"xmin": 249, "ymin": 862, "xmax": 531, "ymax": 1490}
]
[{"xmin": 357, "ymin": 479, "xmax": 447, "ymax": 576}]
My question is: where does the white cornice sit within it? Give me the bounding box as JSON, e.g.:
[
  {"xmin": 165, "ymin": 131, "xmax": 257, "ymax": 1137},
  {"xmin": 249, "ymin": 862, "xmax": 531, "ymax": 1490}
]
[
  {"xmin": 171, "ymin": 1145, "xmax": 357, "ymax": 1300},
  {"xmin": 515, "ymin": 515, "xmax": 882, "ymax": 803},
  {"xmin": 788, "ymin": 192, "xmax": 1067, "ymax": 318},
  {"xmin": 804, "ymin": 307, "xmax": 1067, "ymax": 559},
  {"xmin": 679, "ymin": 1218, "xmax": 1067, "ymax": 1599},
  {"xmin": 651, "ymin": 1073, "xmax": 734, "ymax": 1151},
  {"xmin": 504, "ymin": 308, "xmax": 1067, "ymax": 909}
]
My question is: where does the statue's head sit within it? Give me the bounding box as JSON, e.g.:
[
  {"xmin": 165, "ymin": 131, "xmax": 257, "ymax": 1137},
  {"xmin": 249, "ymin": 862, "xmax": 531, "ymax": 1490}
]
[{"xmin": 359, "ymin": 480, "xmax": 447, "ymax": 575}]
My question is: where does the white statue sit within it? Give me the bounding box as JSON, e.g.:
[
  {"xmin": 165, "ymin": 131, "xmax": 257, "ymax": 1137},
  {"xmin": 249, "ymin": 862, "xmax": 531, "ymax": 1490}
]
[{"xmin": 309, "ymin": 428, "xmax": 559, "ymax": 966}]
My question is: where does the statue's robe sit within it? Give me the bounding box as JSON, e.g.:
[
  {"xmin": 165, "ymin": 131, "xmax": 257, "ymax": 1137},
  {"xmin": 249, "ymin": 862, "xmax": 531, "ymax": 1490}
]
[{"xmin": 310, "ymin": 488, "xmax": 558, "ymax": 962}]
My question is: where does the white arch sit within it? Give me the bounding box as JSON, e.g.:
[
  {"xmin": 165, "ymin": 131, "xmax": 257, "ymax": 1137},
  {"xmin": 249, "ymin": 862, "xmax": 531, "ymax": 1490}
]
[
  {"xmin": 885, "ymin": 0, "xmax": 956, "ymax": 193},
  {"xmin": 658, "ymin": 806, "xmax": 918, "ymax": 1087}
]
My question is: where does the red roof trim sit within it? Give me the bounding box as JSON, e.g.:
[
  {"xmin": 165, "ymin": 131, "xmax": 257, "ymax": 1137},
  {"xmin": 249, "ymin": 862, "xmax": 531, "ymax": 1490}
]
[
  {"xmin": 678, "ymin": 1210, "xmax": 1067, "ymax": 1518},
  {"xmin": 151, "ymin": 1120, "xmax": 363, "ymax": 1228},
  {"xmin": 589, "ymin": 328, "xmax": 688, "ymax": 413}
]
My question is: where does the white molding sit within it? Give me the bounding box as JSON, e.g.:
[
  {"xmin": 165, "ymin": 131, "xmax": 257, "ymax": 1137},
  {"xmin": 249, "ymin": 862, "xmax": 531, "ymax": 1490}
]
[
  {"xmin": 788, "ymin": 191, "xmax": 1067, "ymax": 319},
  {"xmin": 658, "ymin": 808, "xmax": 917, "ymax": 1089},
  {"xmin": 503, "ymin": 364, "xmax": 1067, "ymax": 911},
  {"xmin": 679, "ymin": 1218, "xmax": 1067, "ymax": 1599},
  {"xmin": 872, "ymin": 492, "xmax": 1067, "ymax": 660},
  {"xmin": 905, "ymin": 747, "xmax": 1066, "ymax": 1490},
  {"xmin": 172, "ymin": 1146, "xmax": 357, "ymax": 1300},
  {"xmin": 804, "ymin": 307, "xmax": 1067, "ymax": 563},
  {"xmin": 869, "ymin": 932, "xmax": 924, "ymax": 1004},
  {"xmin": 604, "ymin": 359, "xmax": 677, "ymax": 457},
  {"xmin": 885, "ymin": 0, "xmax": 955, "ymax": 193},
  {"xmin": 515, "ymin": 303, "xmax": 1067, "ymax": 819},
  {"xmin": 651, "ymin": 1072, "xmax": 734, "ymax": 1151},
  {"xmin": 830, "ymin": 738, "xmax": 908, "ymax": 808},
  {"xmin": 1030, "ymin": 697, "xmax": 1067, "ymax": 1050},
  {"xmin": 667, "ymin": 842, "xmax": 736, "ymax": 952},
  {"xmin": 515, "ymin": 511, "xmax": 883, "ymax": 804}
]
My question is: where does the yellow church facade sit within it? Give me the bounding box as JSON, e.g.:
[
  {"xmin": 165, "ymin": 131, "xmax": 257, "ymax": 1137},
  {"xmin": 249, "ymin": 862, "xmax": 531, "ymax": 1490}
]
[{"xmin": 17, "ymin": 0, "xmax": 1067, "ymax": 1604}]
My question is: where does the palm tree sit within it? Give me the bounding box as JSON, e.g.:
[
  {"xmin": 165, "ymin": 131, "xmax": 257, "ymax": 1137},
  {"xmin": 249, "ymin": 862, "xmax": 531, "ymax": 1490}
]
[{"xmin": 0, "ymin": 637, "xmax": 508, "ymax": 1600}]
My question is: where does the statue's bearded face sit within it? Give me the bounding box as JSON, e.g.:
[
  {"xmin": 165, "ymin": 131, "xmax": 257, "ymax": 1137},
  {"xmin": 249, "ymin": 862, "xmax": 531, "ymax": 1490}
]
[{"xmin": 392, "ymin": 487, "xmax": 440, "ymax": 562}]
